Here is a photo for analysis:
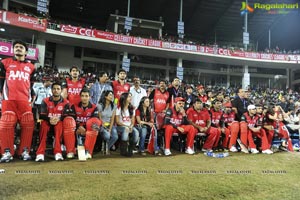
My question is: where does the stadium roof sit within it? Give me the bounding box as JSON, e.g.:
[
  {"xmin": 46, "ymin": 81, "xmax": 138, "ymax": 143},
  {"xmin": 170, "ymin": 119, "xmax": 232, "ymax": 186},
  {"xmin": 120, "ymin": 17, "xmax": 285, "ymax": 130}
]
[{"xmin": 48, "ymin": 0, "xmax": 300, "ymax": 51}]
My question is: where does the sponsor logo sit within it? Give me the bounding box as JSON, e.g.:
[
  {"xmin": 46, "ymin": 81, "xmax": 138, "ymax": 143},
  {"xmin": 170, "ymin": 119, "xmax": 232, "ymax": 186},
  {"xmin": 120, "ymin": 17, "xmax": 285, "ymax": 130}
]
[
  {"xmin": 61, "ymin": 25, "xmax": 77, "ymax": 33},
  {"xmin": 48, "ymin": 113, "xmax": 61, "ymax": 118},
  {"xmin": 77, "ymin": 116, "xmax": 89, "ymax": 123},
  {"xmin": 156, "ymin": 99, "xmax": 166, "ymax": 104},
  {"xmin": 68, "ymin": 88, "xmax": 81, "ymax": 95},
  {"xmin": 8, "ymin": 70, "xmax": 29, "ymax": 81},
  {"xmin": 79, "ymin": 28, "xmax": 95, "ymax": 37},
  {"xmin": 24, "ymin": 66, "xmax": 31, "ymax": 72}
]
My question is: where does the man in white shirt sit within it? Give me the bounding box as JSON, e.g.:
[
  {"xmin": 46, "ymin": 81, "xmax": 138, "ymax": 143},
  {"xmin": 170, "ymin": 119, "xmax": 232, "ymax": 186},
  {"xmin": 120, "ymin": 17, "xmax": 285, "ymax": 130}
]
[
  {"xmin": 34, "ymin": 77, "xmax": 53, "ymax": 120},
  {"xmin": 129, "ymin": 76, "xmax": 147, "ymax": 108}
]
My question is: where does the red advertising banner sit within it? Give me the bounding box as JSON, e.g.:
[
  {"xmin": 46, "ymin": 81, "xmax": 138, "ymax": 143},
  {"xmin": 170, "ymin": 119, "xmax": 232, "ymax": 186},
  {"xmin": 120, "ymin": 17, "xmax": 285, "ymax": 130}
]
[
  {"xmin": 0, "ymin": 41, "xmax": 39, "ymax": 60},
  {"xmin": 60, "ymin": 25, "xmax": 95, "ymax": 37},
  {"xmin": 0, "ymin": 11, "xmax": 47, "ymax": 31},
  {"xmin": 59, "ymin": 24, "xmax": 300, "ymax": 62},
  {"xmin": 94, "ymin": 30, "xmax": 115, "ymax": 40}
]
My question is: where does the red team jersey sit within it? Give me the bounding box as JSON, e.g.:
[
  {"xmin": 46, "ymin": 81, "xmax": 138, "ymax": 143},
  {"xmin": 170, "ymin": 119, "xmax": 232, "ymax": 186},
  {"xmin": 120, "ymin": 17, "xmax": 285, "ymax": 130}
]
[
  {"xmin": 210, "ymin": 109, "xmax": 223, "ymax": 128},
  {"xmin": 65, "ymin": 77, "xmax": 86, "ymax": 105},
  {"xmin": 222, "ymin": 111, "xmax": 236, "ymax": 126},
  {"xmin": 241, "ymin": 112, "xmax": 259, "ymax": 128},
  {"xmin": 72, "ymin": 102, "xmax": 98, "ymax": 127},
  {"xmin": 198, "ymin": 94, "xmax": 208, "ymax": 103},
  {"xmin": 166, "ymin": 107, "xmax": 185, "ymax": 126},
  {"xmin": 187, "ymin": 108, "xmax": 210, "ymax": 127},
  {"xmin": 1, "ymin": 58, "xmax": 35, "ymax": 101},
  {"xmin": 40, "ymin": 97, "xmax": 69, "ymax": 120},
  {"xmin": 112, "ymin": 80, "xmax": 130, "ymax": 102},
  {"xmin": 153, "ymin": 89, "xmax": 169, "ymax": 113}
]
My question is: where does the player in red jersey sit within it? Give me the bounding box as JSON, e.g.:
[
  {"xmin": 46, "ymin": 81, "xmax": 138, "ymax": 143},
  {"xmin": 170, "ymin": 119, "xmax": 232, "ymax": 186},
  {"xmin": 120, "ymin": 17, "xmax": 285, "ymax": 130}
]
[
  {"xmin": 209, "ymin": 99, "xmax": 224, "ymax": 149},
  {"xmin": 35, "ymin": 82, "xmax": 76, "ymax": 162},
  {"xmin": 265, "ymin": 104, "xmax": 293, "ymax": 151},
  {"xmin": 0, "ymin": 40, "xmax": 36, "ymax": 162},
  {"xmin": 62, "ymin": 66, "xmax": 86, "ymax": 106},
  {"xmin": 240, "ymin": 105, "xmax": 273, "ymax": 154},
  {"xmin": 112, "ymin": 69, "xmax": 130, "ymax": 105},
  {"xmin": 70, "ymin": 88, "xmax": 102, "ymax": 159},
  {"xmin": 222, "ymin": 102, "xmax": 240, "ymax": 152},
  {"xmin": 149, "ymin": 80, "xmax": 169, "ymax": 130},
  {"xmin": 197, "ymin": 85, "xmax": 208, "ymax": 103},
  {"xmin": 187, "ymin": 98, "xmax": 218, "ymax": 152},
  {"xmin": 164, "ymin": 97, "xmax": 196, "ymax": 156}
]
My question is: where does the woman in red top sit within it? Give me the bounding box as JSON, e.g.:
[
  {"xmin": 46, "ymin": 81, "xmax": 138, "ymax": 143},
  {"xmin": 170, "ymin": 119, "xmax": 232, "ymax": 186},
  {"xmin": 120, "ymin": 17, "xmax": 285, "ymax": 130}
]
[{"xmin": 135, "ymin": 96, "xmax": 161, "ymax": 156}]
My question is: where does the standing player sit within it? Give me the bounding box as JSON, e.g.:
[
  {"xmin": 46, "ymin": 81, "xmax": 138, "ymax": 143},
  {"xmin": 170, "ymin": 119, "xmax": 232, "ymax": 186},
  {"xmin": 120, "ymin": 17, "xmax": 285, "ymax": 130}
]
[
  {"xmin": 35, "ymin": 82, "xmax": 76, "ymax": 161},
  {"xmin": 167, "ymin": 77, "xmax": 182, "ymax": 108},
  {"xmin": 149, "ymin": 80, "xmax": 169, "ymax": 130},
  {"xmin": 0, "ymin": 40, "xmax": 36, "ymax": 162},
  {"xmin": 112, "ymin": 69, "xmax": 130, "ymax": 105},
  {"xmin": 62, "ymin": 66, "xmax": 86, "ymax": 106}
]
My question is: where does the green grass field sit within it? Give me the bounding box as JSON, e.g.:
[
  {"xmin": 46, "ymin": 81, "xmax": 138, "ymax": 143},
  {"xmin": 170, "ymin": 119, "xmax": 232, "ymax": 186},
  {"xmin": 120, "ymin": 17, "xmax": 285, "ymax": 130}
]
[{"xmin": 1, "ymin": 151, "xmax": 300, "ymax": 200}]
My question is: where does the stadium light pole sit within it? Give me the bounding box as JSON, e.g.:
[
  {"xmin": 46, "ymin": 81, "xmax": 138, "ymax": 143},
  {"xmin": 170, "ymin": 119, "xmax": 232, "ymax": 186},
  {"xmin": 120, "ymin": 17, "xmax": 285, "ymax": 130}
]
[
  {"xmin": 177, "ymin": 0, "xmax": 184, "ymax": 81},
  {"xmin": 244, "ymin": 0, "xmax": 248, "ymax": 51},
  {"xmin": 127, "ymin": 0, "xmax": 130, "ymax": 17},
  {"xmin": 242, "ymin": 0, "xmax": 250, "ymax": 90}
]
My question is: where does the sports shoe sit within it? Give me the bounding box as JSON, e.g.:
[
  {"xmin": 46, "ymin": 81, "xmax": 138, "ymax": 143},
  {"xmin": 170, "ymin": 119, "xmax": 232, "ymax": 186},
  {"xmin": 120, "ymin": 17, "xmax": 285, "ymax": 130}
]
[
  {"xmin": 229, "ymin": 146, "xmax": 238, "ymax": 152},
  {"xmin": 55, "ymin": 153, "xmax": 64, "ymax": 161},
  {"xmin": 164, "ymin": 149, "xmax": 172, "ymax": 156},
  {"xmin": 262, "ymin": 149, "xmax": 273, "ymax": 154},
  {"xmin": 21, "ymin": 149, "xmax": 32, "ymax": 161},
  {"xmin": 250, "ymin": 148, "xmax": 259, "ymax": 154},
  {"xmin": 66, "ymin": 152, "xmax": 75, "ymax": 159},
  {"xmin": 140, "ymin": 151, "xmax": 147, "ymax": 156},
  {"xmin": 185, "ymin": 147, "xmax": 195, "ymax": 155},
  {"xmin": 201, "ymin": 148, "xmax": 212, "ymax": 152},
  {"xmin": 35, "ymin": 154, "xmax": 45, "ymax": 162},
  {"xmin": 0, "ymin": 150, "xmax": 13, "ymax": 163},
  {"xmin": 86, "ymin": 152, "xmax": 92, "ymax": 159}
]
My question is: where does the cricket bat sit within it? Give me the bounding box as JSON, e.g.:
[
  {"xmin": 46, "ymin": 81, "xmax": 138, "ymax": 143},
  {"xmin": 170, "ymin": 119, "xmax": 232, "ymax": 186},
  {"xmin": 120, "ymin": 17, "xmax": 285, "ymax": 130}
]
[
  {"xmin": 237, "ymin": 138, "xmax": 249, "ymax": 153},
  {"xmin": 77, "ymin": 134, "xmax": 86, "ymax": 161}
]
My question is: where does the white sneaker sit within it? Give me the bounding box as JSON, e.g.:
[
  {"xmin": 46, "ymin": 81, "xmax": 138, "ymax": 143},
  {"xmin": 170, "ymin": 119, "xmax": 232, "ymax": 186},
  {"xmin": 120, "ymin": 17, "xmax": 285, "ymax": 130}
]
[
  {"xmin": 22, "ymin": 149, "xmax": 32, "ymax": 161},
  {"xmin": 201, "ymin": 148, "xmax": 212, "ymax": 152},
  {"xmin": 66, "ymin": 152, "xmax": 75, "ymax": 159},
  {"xmin": 250, "ymin": 148, "xmax": 259, "ymax": 154},
  {"xmin": 164, "ymin": 149, "xmax": 172, "ymax": 156},
  {"xmin": 55, "ymin": 153, "xmax": 64, "ymax": 161},
  {"xmin": 262, "ymin": 149, "xmax": 273, "ymax": 154},
  {"xmin": 0, "ymin": 150, "xmax": 13, "ymax": 163},
  {"xmin": 86, "ymin": 152, "xmax": 92, "ymax": 159},
  {"xmin": 185, "ymin": 147, "xmax": 195, "ymax": 155},
  {"xmin": 35, "ymin": 154, "xmax": 44, "ymax": 162},
  {"xmin": 229, "ymin": 146, "xmax": 238, "ymax": 152}
]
